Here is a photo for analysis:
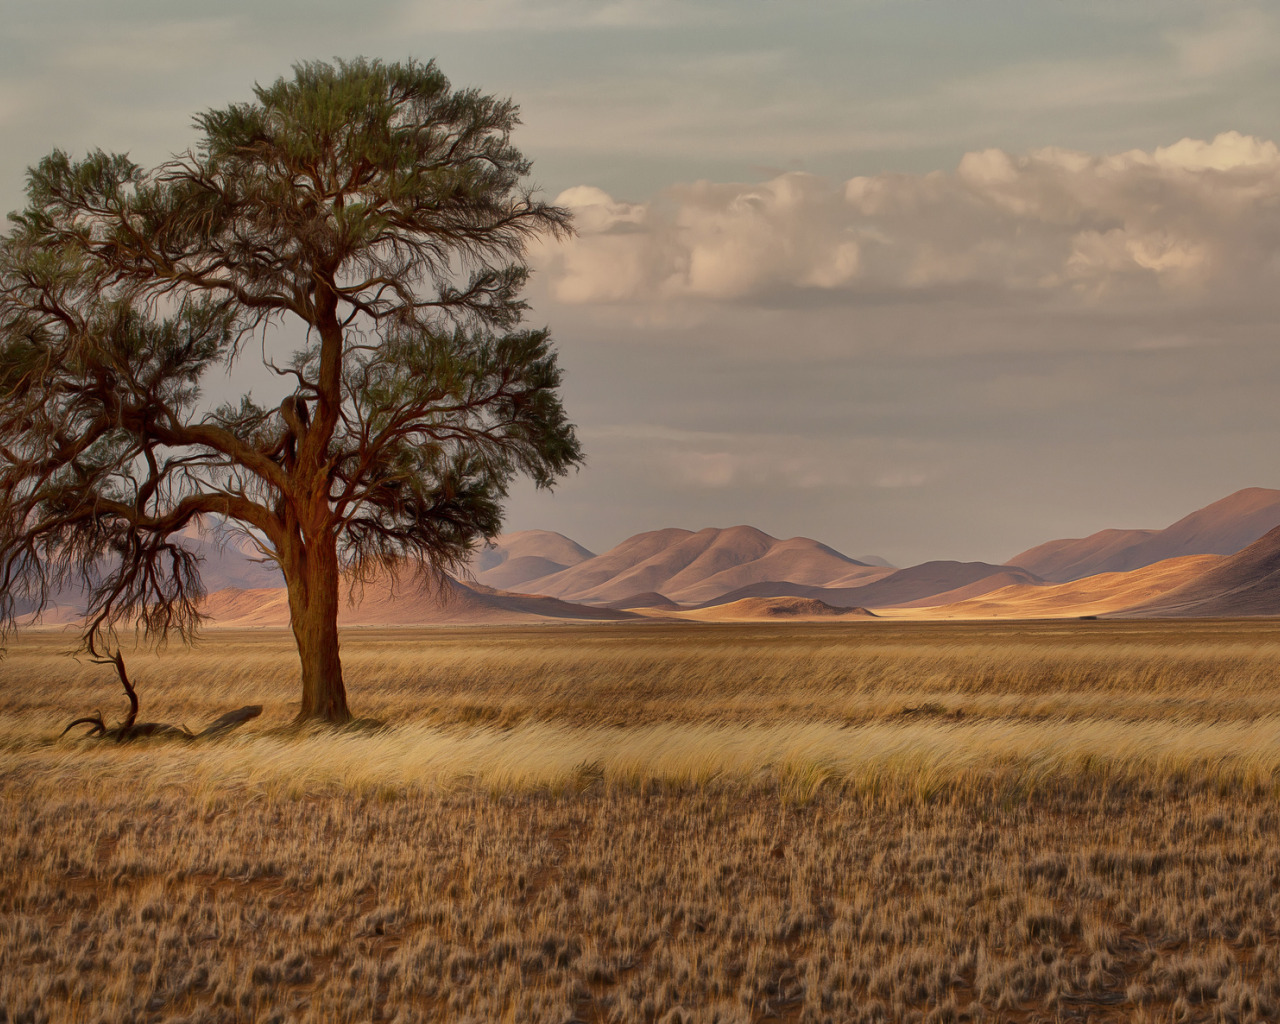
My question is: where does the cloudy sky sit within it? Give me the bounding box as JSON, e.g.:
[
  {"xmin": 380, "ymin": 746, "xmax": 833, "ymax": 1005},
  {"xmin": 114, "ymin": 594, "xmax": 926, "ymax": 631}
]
[{"xmin": 5, "ymin": 1, "xmax": 1280, "ymax": 565}]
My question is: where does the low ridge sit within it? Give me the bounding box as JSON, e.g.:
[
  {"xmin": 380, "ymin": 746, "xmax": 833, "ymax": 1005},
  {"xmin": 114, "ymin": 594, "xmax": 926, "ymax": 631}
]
[
  {"xmin": 685, "ymin": 597, "xmax": 877, "ymax": 621},
  {"xmin": 202, "ymin": 573, "xmax": 636, "ymax": 627}
]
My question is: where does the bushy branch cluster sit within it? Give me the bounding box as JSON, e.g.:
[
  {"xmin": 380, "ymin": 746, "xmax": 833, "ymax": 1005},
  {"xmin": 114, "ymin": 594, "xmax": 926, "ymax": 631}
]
[{"xmin": 0, "ymin": 57, "xmax": 582, "ymax": 658}]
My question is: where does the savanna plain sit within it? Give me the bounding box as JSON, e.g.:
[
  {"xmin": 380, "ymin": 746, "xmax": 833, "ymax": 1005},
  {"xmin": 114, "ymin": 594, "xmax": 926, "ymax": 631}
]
[{"xmin": 5, "ymin": 619, "xmax": 1280, "ymax": 1024}]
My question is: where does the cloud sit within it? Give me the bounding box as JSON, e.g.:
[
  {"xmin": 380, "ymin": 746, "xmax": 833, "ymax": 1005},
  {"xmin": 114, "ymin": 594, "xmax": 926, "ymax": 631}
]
[
  {"xmin": 539, "ymin": 133, "xmax": 1280, "ymax": 307},
  {"xmin": 542, "ymin": 172, "xmax": 864, "ymax": 303},
  {"xmin": 584, "ymin": 424, "xmax": 943, "ymax": 495}
]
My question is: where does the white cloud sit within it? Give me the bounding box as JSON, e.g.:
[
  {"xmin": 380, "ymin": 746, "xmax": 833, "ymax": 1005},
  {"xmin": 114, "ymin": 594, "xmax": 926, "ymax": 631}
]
[
  {"xmin": 1147, "ymin": 133, "xmax": 1280, "ymax": 172},
  {"xmin": 539, "ymin": 133, "xmax": 1280, "ymax": 306}
]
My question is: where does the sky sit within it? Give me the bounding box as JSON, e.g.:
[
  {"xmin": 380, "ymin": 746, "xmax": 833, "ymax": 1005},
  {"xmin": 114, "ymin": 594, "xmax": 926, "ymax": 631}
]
[{"xmin": 5, "ymin": 1, "xmax": 1280, "ymax": 565}]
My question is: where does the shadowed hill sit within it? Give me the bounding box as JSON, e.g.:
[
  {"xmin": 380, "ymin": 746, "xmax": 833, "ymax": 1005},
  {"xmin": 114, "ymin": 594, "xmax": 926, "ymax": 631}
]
[
  {"xmin": 469, "ymin": 531, "xmax": 596, "ymax": 590},
  {"xmin": 1121, "ymin": 526, "xmax": 1280, "ymax": 617},
  {"xmin": 604, "ymin": 592, "xmax": 686, "ymax": 611},
  {"xmin": 1007, "ymin": 488, "xmax": 1280, "ymax": 582}
]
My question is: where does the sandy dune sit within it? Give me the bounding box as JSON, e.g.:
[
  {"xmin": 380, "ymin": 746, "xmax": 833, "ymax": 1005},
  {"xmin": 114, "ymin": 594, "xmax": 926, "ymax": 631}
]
[
  {"xmin": 893, "ymin": 554, "xmax": 1224, "ymax": 619},
  {"xmin": 1007, "ymin": 487, "xmax": 1280, "ymax": 582}
]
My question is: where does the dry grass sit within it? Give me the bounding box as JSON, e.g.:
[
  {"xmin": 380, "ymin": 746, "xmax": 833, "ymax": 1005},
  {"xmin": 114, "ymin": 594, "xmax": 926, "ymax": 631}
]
[{"xmin": 4, "ymin": 619, "xmax": 1280, "ymax": 1023}]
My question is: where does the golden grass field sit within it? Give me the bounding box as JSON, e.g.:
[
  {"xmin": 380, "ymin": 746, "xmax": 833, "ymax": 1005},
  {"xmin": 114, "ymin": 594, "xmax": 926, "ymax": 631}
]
[{"xmin": 5, "ymin": 619, "xmax": 1280, "ymax": 1023}]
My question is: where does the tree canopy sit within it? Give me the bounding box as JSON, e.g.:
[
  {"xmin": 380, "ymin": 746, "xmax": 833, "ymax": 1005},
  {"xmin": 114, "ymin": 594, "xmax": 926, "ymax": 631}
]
[{"xmin": 0, "ymin": 58, "xmax": 582, "ymax": 723}]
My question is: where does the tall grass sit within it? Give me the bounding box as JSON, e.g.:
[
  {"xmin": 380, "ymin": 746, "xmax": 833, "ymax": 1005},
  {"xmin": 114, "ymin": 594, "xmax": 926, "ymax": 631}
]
[{"xmin": 6, "ymin": 620, "xmax": 1280, "ymax": 1023}]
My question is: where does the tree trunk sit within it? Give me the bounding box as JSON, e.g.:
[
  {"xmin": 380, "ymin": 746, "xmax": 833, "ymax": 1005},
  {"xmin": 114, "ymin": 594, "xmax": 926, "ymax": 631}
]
[
  {"xmin": 287, "ymin": 534, "xmax": 351, "ymax": 725},
  {"xmin": 287, "ymin": 286, "xmax": 350, "ymax": 725}
]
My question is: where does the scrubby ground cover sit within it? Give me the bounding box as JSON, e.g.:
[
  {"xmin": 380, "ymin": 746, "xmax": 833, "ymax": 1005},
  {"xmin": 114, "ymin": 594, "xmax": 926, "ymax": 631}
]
[{"xmin": 4, "ymin": 620, "xmax": 1280, "ymax": 1023}]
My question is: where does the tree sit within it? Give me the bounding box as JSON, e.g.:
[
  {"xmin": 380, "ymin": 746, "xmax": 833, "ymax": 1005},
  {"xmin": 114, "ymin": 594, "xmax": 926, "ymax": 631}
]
[{"xmin": 0, "ymin": 58, "xmax": 583, "ymax": 724}]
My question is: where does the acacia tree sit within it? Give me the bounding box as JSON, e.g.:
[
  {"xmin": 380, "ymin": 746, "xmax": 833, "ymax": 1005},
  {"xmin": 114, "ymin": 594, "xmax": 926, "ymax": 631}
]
[{"xmin": 0, "ymin": 58, "xmax": 582, "ymax": 724}]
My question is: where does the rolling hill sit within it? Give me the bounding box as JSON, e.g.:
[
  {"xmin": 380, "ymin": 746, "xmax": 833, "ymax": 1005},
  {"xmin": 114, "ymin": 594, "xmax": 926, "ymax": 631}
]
[{"xmin": 508, "ymin": 526, "xmax": 884, "ymax": 605}]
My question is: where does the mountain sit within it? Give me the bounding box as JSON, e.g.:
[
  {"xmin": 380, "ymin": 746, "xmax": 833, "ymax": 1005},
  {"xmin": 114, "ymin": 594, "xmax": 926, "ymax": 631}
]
[
  {"xmin": 468, "ymin": 530, "xmax": 596, "ymax": 591},
  {"xmin": 24, "ymin": 485, "xmax": 1280, "ymax": 629},
  {"xmin": 1120, "ymin": 526, "xmax": 1280, "ymax": 617},
  {"xmin": 11, "ymin": 520, "xmax": 283, "ymax": 622},
  {"xmin": 699, "ymin": 561, "xmax": 1040, "ymax": 610},
  {"xmin": 174, "ymin": 521, "xmax": 285, "ymax": 592},
  {"xmin": 508, "ymin": 525, "xmax": 881, "ymax": 605},
  {"xmin": 202, "ymin": 574, "xmax": 638, "ymax": 628},
  {"xmin": 1006, "ymin": 488, "xmax": 1280, "ymax": 582}
]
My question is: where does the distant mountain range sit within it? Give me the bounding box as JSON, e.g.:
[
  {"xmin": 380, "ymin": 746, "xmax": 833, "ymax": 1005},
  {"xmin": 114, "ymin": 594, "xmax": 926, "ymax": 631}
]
[
  {"xmin": 18, "ymin": 487, "xmax": 1280, "ymax": 627},
  {"xmin": 470, "ymin": 525, "xmax": 889, "ymax": 606}
]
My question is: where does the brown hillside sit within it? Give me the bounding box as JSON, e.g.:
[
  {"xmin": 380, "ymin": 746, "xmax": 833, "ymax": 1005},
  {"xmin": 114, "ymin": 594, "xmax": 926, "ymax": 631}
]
[
  {"xmin": 700, "ymin": 561, "xmax": 1039, "ymax": 610},
  {"xmin": 890, "ymin": 569, "xmax": 1043, "ymax": 609},
  {"xmin": 517, "ymin": 528, "xmax": 697, "ymax": 600}
]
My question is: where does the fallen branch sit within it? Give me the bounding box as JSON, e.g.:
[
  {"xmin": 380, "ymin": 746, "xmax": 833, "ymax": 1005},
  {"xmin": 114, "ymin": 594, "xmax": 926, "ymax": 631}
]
[{"xmin": 59, "ymin": 651, "xmax": 262, "ymax": 742}]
